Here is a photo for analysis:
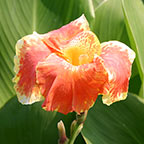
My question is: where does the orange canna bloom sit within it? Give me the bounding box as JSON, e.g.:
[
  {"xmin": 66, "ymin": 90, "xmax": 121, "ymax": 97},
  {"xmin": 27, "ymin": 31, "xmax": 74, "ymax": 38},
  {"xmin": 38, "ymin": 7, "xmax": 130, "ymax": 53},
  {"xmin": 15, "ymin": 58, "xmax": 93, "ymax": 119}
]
[{"xmin": 13, "ymin": 15, "xmax": 135, "ymax": 114}]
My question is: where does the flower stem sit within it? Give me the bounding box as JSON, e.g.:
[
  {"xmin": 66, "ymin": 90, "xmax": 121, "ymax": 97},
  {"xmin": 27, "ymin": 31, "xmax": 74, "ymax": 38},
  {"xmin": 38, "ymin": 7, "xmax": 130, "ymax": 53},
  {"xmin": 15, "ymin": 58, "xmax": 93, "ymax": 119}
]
[
  {"xmin": 57, "ymin": 111, "xmax": 88, "ymax": 144},
  {"xmin": 68, "ymin": 111, "xmax": 88, "ymax": 144},
  {"xmin": 68, "ymin": 123, "xmax": 83, "ymax": 144}
]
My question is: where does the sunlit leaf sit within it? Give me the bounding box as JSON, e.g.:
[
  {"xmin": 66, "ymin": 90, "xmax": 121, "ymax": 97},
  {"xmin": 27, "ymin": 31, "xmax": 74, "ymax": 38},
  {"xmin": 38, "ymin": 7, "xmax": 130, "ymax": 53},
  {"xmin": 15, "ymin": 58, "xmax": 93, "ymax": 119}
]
[
  {"xmin": 90, "ymin": 0, "xmax": 129, "ymax": 44},
  {"xmin": 122, "ymin": 0, "xmax": 144, "ymax": 80}
]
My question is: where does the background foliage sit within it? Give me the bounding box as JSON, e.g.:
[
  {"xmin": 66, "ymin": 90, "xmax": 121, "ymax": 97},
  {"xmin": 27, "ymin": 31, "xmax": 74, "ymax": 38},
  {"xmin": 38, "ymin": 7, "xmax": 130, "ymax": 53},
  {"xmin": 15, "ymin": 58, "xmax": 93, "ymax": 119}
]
[{"xmin": 0, "ymin": 0, "xmax": 144, "ymax": 143}]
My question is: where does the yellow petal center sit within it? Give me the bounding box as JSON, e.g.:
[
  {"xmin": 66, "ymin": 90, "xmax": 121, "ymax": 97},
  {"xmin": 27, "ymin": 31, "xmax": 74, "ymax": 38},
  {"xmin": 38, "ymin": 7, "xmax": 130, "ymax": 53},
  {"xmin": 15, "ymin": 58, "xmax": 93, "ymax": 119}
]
[{"xmin": 62, "ymin": 31, "xmax": 101, "ymax": 66}]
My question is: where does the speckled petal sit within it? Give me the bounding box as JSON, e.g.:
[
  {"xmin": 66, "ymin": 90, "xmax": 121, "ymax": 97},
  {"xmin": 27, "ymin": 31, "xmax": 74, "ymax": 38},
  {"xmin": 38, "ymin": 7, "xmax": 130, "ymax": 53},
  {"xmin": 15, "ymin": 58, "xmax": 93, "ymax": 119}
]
[
  {"xmin": 13, "ymin": 32, "xmax": 51, "ymax": 104},
  {"xmin": 36, "ymin": 54, "xmax": 73, "ymax": 114},
  {"xmin": 62, "ymin": 31, "xmax": 101, "ymax": 65},
  {"xmin": 72, "ymin": 55, "xmax": 108, "ymax": 113},
  {"xmin": 100, "ymin": 41, "xmax": 135, "ymax": 105},
  {"xmin": 36, "ymin": 54, "xmax": 108, "ymax": 114},
  {"xmin": 41, "ymin": 15, "xmax": 90, "ymax": 51}
]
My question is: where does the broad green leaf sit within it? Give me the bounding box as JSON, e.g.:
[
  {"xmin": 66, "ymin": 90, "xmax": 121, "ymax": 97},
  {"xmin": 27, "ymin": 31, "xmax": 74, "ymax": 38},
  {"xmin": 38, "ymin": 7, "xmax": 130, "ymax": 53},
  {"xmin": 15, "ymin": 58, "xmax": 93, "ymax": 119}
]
[
  {"xmin": 122, "ymin": 0, "xmax": 144, "ymax": 80},
  {"xmin": 90, "ymin": 0, "xmax": 130, "ymax": 44},
  {"xmin": 0, "ymin": 96, "xmax": 75, "ymax": 144},
  {"xmin": 139, "ymin": 80, "xmax": 144, "ymax": 97},
  {"xmin": 129, "ymin": 74, "xmax": 141, "ymax": 95},
  {"xmin": 82, "ymin": 93, "xmax": 144, "ymax": 144},
  {"xmin": 79, "ymin": 0, "xmax": 105, "ymax": 20}
]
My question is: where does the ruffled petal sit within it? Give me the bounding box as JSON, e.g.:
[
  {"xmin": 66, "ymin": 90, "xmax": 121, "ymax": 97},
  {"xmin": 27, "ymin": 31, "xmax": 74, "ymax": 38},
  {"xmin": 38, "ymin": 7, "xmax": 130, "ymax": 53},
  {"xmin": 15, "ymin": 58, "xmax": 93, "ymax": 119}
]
[
  {"xmin": 13, "ymin": 32, "xmax": 51, "ymax": 104},
  {"xmin": 72, "ymin": 55, "xmax": 108, "ymax": 113},
  {"xmin": 62, "ymin": 31, "xmax": 101, "ymax": 66},
  {"xmin": 100, "ymin": 41, "xmax": 135, "ymax": 105},
  {"xmin": 41, "ymin": 15, "xmax": 90, "ymax": 51},
  {"xmin": 36, "ymin": 54, "xmax": 108, "ymax": 114},
  {"xmin": 36, "ymin": 54, "xmax": 73, "ymax": 114}
]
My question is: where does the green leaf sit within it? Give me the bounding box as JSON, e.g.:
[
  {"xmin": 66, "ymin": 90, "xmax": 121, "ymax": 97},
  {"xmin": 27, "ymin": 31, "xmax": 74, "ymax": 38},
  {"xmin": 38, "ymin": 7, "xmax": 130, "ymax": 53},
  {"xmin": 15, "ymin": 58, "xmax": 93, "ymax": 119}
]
[
  {"xmin": 90, "ymin": 0, "xmax": 130, "ymax": 44},
  {"xmin": 78, "ymin": 0, "xmax": 105, "ymax": 20},
  {"xmin": 139, "ymin": 81, "xmax": 144, "ymax": 98},
  {"xmin": 0, "ymin": 96, "xmax": 75, "ymax": 144},
  {"xmin": 82, "ymin": 93, "xmax": 144, "ymax": 144},
  {"xmin": 129, "ymin": 74, "xmax": 141, "ymax": 95},
  {"xmin": 122, "ymin": 0, "xmax": 144, "ymax": 80}
]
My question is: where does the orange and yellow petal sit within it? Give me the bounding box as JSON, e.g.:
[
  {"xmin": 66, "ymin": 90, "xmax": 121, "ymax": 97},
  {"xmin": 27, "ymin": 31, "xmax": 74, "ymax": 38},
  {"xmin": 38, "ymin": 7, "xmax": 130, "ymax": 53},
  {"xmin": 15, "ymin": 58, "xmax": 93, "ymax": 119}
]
[
  {"xmin": 36, "ymin": 54, "xmax": 108, "ymax": 114},
  {"xmin": 62, "ymin": 31, "xmax": 101, "ymax": 66},
  {"xmin": 13, "ymin": 32, "xmax": 51, "ymax": 104},
  {"xmin": 41, "ymin": 15, "xmax": 90, "ymax": 51},
  {"xmin": 72, "ymin": 55, "xmax": 108, "ymax": 113},
  {"xmin": 36, "ymin": 54, "xmax": 73, "ymax": 114},
  {"xmin": 100, "ymin": 41, "xmax": 135, "ymax": 105}
]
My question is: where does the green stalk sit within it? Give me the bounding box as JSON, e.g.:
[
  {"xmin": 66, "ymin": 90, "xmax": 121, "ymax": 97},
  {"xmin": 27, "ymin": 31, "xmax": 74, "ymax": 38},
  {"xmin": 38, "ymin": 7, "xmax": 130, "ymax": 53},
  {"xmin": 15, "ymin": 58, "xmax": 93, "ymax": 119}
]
[
  {"xmin": 68, "ymin": 123, "xmax": 83, "ymax": 144},
  {"xmin": 57, "ymin": 111, "xmax": 88, "ymax": 144},
  {"xmin": 68, "ymin": 111, "xmax": 88, "ymax": 144}
]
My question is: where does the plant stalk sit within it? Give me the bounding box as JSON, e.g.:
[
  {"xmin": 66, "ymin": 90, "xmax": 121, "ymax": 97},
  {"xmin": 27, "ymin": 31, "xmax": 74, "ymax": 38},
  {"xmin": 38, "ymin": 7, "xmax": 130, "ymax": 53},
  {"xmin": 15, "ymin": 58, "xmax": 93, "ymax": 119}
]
[{"xmin": 68, "ymin": 111, "xmax": 88, "ymax": 144}]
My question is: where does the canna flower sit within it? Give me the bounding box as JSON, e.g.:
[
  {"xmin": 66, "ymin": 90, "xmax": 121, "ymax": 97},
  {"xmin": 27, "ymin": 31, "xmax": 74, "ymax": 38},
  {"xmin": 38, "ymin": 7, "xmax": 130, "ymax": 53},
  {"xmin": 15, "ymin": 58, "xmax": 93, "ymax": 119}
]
[{"xmin": 13, "ymin": 15, "xmax": 135, "ymax": 114}]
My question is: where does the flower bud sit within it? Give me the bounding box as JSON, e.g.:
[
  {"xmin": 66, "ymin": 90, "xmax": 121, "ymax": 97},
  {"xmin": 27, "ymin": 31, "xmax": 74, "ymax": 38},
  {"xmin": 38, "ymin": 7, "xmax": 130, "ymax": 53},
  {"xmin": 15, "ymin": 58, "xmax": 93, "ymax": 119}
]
[{"xmin": 57, "ymin": 120, "xmax": 69, "ymax": 144}]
